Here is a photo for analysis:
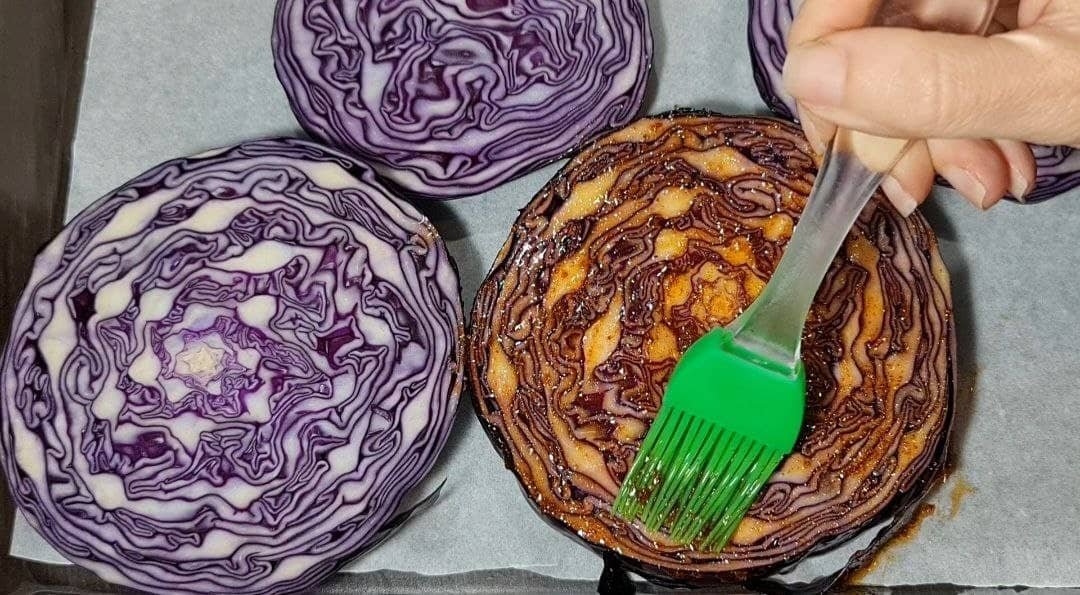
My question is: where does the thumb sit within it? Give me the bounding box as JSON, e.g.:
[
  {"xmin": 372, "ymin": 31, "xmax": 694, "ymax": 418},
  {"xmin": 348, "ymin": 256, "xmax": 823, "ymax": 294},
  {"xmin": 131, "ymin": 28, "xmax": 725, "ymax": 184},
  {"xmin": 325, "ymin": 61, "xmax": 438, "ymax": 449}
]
[{"xmin": 782, "ymin": 27, "xmax": 1079, "ymax": 146}]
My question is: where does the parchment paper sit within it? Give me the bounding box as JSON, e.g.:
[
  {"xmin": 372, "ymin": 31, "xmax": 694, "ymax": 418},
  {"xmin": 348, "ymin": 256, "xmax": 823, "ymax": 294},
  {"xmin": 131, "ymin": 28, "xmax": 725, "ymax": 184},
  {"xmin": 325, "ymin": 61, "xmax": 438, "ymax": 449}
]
[{"xmin": 10, "ymin": 0, "xmax": 1080, "ymax": 588}]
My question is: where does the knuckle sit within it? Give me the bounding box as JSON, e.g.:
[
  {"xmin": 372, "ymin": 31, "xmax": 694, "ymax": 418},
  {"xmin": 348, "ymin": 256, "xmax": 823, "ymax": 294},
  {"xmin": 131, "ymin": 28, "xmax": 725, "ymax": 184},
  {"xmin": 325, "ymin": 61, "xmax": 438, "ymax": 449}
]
[{"xmin": 915, "ymin": 48, "xmax": 967, "ymax": 134}]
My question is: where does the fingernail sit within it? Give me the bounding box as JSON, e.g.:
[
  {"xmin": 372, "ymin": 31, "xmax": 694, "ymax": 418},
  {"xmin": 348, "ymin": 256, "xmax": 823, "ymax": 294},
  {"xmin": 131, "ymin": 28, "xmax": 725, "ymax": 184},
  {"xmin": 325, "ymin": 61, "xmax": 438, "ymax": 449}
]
[
  {"xmin": 797, "ymin": 107, "xmax": 827, "ymax": 155},
  {"xmin": 881, "ymin": 175, "xmax": 919, "ymax": 217},
  {"xmin": 941, "ymin": 166, "xmax": 989, "ymax": 210},
  {"xmin": 783, "ymin": 42, "xmax": 848, "ymax": 107},
  {"xmin": 1009, "ymin": 167, "xmax": 1030, "ymax": 203}
]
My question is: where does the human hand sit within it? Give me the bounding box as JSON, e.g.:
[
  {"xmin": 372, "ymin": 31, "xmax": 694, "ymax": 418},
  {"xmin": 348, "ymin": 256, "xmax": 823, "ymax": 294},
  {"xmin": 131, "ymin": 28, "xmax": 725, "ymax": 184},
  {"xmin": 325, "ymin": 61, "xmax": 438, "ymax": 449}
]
[{"xmin": 782, "ymin": 0, "xmax": 1080, "ymax": 214}]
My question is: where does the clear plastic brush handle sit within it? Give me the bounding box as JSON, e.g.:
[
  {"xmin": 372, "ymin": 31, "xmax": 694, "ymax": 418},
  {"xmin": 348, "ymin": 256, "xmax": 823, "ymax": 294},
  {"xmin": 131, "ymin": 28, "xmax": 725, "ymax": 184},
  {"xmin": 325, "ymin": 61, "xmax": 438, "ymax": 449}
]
[{"xmin": 727, "ymin": 0, "xmax": 1000, "ymax": 374}]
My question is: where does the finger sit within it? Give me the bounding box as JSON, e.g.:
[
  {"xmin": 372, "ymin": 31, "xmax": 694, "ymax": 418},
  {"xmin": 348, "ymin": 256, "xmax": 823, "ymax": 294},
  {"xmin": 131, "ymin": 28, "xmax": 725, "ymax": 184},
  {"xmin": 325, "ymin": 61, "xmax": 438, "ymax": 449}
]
[
  {"xmin": 782, "ymin": 27, "xmax": 1075, "ymax": 145},
  {"xmin": 795, "ymin": 102, "xmax": 834, "ymax": 155},
  {"xmin": 927, "ymin": 138, "xmax": 1011, "ymax": 210},
  {"xmin": 880, "ymin": 140, "xmax": 934, "ymax": 216},
  {"xmin": 993, "ymin": 139, "xmax": 1037, "ymax": 201},
  {"xmin": 1017, "ymin": 0, "xmax": 1055, "ymax": 28}
]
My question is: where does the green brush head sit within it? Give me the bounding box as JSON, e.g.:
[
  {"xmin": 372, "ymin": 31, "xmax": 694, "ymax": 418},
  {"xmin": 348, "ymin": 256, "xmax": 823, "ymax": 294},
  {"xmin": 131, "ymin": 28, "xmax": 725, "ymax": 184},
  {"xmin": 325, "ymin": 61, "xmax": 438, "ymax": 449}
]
[{"xmin": 612, "ymin": 327, "xmax": 805, "ymax": 550}]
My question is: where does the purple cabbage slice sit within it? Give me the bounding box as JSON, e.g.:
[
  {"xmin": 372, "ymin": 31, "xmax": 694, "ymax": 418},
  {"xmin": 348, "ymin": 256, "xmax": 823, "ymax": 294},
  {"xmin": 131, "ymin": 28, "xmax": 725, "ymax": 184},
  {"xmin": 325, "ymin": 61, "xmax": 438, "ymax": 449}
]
[
  {"xmin": 272, "ymin": 0, "xmax": 652, "ymax": 199},
  {"xmin": 0, "ymin": 138, "xmax": 464, "ymax": 594},
  {"xmin": 748, "ymin": 0, "xmax": 1080, "ymax": 203},
  {"xmin": 468, "ymin": 111, "xmax": 954, "ymax": 588}
]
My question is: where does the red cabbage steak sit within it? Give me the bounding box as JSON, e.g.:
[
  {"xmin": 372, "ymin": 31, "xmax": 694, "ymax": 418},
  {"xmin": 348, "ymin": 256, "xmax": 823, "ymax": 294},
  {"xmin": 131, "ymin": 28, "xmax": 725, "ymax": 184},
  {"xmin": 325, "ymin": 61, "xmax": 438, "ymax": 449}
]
[
  {"xmin": 273, "ymin": 0, "xmax": 653, "ymax": 198},
  {"xmin": 468, "ymin": 111, "xmax": 954, "ymax": 589},
  {"xmin": 748, "ymin": 0, "xmax": 1079, "ymax": 203},
  {"xmin": 0, "ymin": 139, "xmax": 464, "ymax": 594}
]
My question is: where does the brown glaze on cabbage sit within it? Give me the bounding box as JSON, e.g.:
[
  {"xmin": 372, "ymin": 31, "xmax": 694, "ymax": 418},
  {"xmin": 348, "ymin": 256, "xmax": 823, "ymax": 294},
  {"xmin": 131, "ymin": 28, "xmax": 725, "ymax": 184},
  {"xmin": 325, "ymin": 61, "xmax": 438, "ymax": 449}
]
[{"xmin": 467, "ymin": 112, "xmax": 954, "ymax": 585}]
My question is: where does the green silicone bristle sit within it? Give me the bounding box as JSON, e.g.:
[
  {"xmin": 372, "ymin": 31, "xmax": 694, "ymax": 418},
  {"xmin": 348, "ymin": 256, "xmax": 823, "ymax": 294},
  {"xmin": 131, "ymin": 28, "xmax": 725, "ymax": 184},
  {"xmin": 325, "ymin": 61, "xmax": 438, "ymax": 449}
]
[{"xmin": 611, "ymin": 327, "xmax": 805, "ymax": 551}]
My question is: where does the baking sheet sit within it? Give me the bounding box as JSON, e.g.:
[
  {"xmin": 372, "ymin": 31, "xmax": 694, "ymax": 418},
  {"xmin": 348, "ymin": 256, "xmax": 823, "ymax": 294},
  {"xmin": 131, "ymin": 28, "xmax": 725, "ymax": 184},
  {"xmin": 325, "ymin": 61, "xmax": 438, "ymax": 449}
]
[{"xmin": 10, "ymin": 0, "xmax": 1080, "ymax": 588}]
